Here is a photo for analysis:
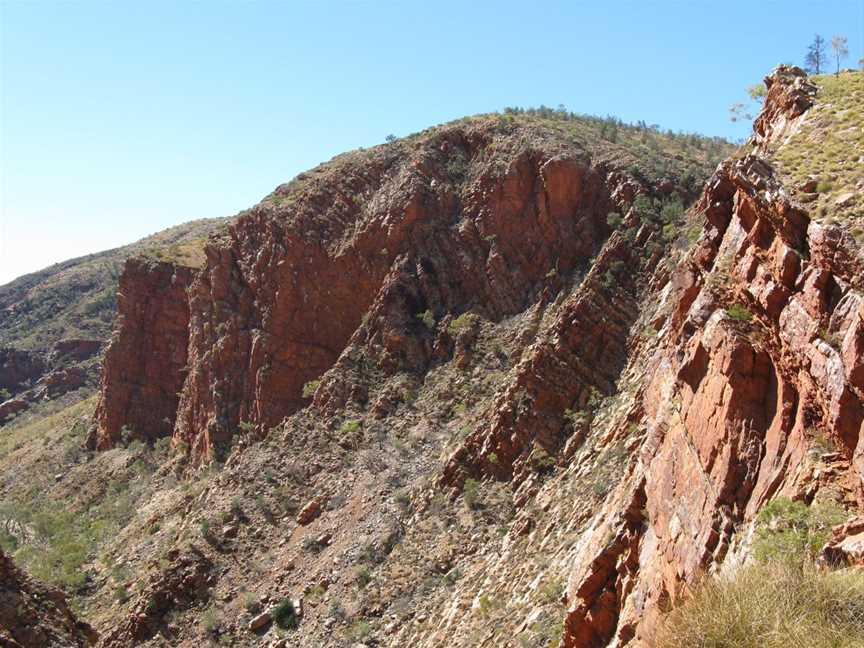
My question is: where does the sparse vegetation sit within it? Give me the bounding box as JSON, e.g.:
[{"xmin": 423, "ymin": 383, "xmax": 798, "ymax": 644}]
[
  {"xmin": 419, "ymin": 309, "xmax": 436, "ymax": 331},
  {"xmin": 448, "ymin": 312, "xmax": 478, "ymax": 335},
  {"xmin": 773, "ymin": 70, "xmax": 864, "ymax": 220},
  {"xmin": 657, "ymin": 561, "xmax": 864, "ymax": 648},
  {"xmin": 752, "ymin": 497, "xmax": 845, "ymax": 564},
  {"xmin": 340, "ymin": 419, "xmax": 362, "ymax": 435},
  {"xmin": 658, "ymin": 498, "xmax": 861, "ymax": 648},
  {"xmin": 725, "ymin": 303, "xmax": 753, "ymax": 322},
  {"xmin": 302, "ymin": 379, "xmax": 320, "ymax": 398},
  {"xmin": 463, "ymin": 478, "xmax": 480, "ymax": 509},
  {"xmin": 349, "ymin": 620, "xmax": 372, "ymax": 641}
]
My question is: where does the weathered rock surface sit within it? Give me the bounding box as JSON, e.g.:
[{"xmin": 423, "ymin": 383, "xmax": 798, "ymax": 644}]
[
  {"xmin": 0, "ymin": 347, "xmax": 45, "ymax": 396},
  {"xmin": 0, "ymin": 397, "xmax": 28, "ymax": 423},
  {"xmin": 0, "ymin": 547, "xmax": 97, "ymax": 647},
  {"xmin": 821, "ymin": 515, "xmax": 864, "ymax": 567},
  {"xmin": 90, "ymin": 258, "xmax": 195, "ymax": 448},
  {"xmin": 557, "ymin": 67, "xmax": 864, "ymax": 647},
  {"xmin": 51, "ymin": 338, "xmax": 102, "ymax": 363}
]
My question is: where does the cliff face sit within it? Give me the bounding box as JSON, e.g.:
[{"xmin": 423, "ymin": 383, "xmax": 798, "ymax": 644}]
[
  {"xmin": 97, "ymin": 117, "xmax": 717, "ymax": 462},
  {"xmin": 82, "ymin": 69, "xmax": 864, "ymax": 648},
  {"xmin": 0, "ymin": 548, "xmax": 97, "ymax": 647},
  {"xmin": 90, "ymin": 258, "xmax": 194, "ymax": 448},
  {"xmin": 558, "ymin": 66, "xmax": 864, "ymax": 646},
  {"xmin": 175, "ymin": 151, "xmax": 633, "ymax": 460}
]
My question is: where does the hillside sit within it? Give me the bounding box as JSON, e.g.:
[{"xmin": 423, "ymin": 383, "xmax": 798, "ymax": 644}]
[
  {"xmin": 1, "ymin": 68, "xmax": 863, "ymax": 648},
  {"xmin": 0, "ymin": 218, "xmax": 226, "ymax": 351}
]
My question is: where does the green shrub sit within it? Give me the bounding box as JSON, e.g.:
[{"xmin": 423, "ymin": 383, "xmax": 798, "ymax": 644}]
[
  {"xmin": 528, "ymin": 443, "xmax": 556, "ymax": 472},
  {"xmin": 113, "ymin": 584, "xmax": 131, "ymax": 603},
  {"xmin": 463, "ymin": 478, "xmax": 480, "ymax": 509},
  {"xmin": 201, "ymin": 605, "xmax": 221, "ymax": 633},
  {"xmin": 448, "ymin": 313, "xmax": 478, "ymax": 334},
  {"xmin": 302, "ymin": 536, "xmax": 325, "ymax": 553},
  {"xmin": 725, "ymin": 303, "xmax": 753, "ymax": 322},
  {"xmin": 302, "ymin": 379, "xmax": 320, "ymax": 399},
  {"xmin": 753, "ymin": 497, "xmax": 845, "ymax": 564},
  {"xmin": 340, "ymin": 419, "xmax": 361, "ymax": 435},
  {"xmin": 356, "ymin": 565, "xmax": 372, "ymax": 588},
  {"xmin": 660, "ymin": 196, "xmax": 684, "ymax": 223},
  {"xmin": 607, "ymin": 212, "xmax": 623, "ymax": 228},
  {"xmin": 272, "ymin": 598, "xmax": 299, "ymax": 629},
  {"xmin": 349, "ymin": 620, "xmax": 372, "ymax": 640},
  {"xmin": 242, "ymin": 591, "xmax": 259, "ymax": 613},
  {"xmin": 592, "ymin": 481, "xmax": 609, "ymax": 497},
  {"xmin": 152, "ymin": 436, "xmax": 171, "ymax": 459},
  {"xmin": 419, "ymin": 309, "xmax": 436, "ymax": 330}
]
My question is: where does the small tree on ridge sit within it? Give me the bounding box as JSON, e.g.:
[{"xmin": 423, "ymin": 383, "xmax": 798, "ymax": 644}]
[
  {"xmin": 831, "ymin": 35, "xmax": 849, "ymax": 76},
  {"xmin": 804, "ymin": 34, "xmax": 827, "ymax": 74}
]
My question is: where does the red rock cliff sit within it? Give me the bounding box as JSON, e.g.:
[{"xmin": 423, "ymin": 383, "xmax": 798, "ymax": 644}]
[
  {"xmin": 171, "ymin": 130, "xmax": 673, "ymax": 461},
  {"xmin": 556, "ymin": 66, "xmax": 864, "ymax": 647},
  {"xmin": 91, "ymin": 258, "xmax": 194, "ymax": 449}
]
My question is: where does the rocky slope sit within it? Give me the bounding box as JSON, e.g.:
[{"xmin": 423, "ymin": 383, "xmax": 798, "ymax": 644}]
[
  {"xmin": 0, "ymin": 547, "xmax": 97, "ymax": 647},
  {"xmin": 4, "ymin": 67, "xmax": 863, "ymax": 648}
]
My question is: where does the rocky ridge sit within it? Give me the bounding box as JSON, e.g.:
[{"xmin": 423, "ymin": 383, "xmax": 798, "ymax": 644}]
[{"xmin": 6, "ymin": 67, "xmax": 862, "ymax": 648}]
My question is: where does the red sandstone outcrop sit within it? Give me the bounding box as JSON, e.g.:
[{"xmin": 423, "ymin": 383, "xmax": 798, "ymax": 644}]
[
  {"xmin": 97, "ymin": 124, "xmax": 689, "ymax": 462},
  {"xmin": 555, "ymin": 67, "xmax": 864, "ymax": 646},
  {"xmin": 36, "ymin": 365, "xmax": 88, "ymax": 398},
  {"xmin": 0, "ymin": 397, "xmax": 27, "ymax": 422},
  {"xmin": 0, "ymin": 548, "xmax": 97, "ymax": 647},
  {"xmin": 90, "ymin": 258, "xmax": 194, "ymax": 449},
  {"xmin": 172, "ymin": 148, "xmax": 631, "ymax": 461},
  {"xmin": 821, "ymin": 515, "xmax": 864, "ymax": 567}
]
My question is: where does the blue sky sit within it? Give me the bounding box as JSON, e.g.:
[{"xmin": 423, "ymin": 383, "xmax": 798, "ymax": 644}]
[{"xmin": 1, "ymin": 0, "xmax": 862, "ymax": 284}]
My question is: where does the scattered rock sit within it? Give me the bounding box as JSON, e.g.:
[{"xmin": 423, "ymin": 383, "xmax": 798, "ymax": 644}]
[
  {"xmin": 296, "ymin": 499, "xmax": 322, "ymax": 525},
  {"xmin": 798, "ymin": 178, "xmax": 817, "ymax": 193},
  {"xmin": 820, "ymin": 516, "xmax": 864, "ymax": 567},
  {"xmin": 248, "ymin": 611, "xmax": 271, "ymax": 631},
  {"xmin": 835, "ymin": 191, "xmax": 855, "ymax": 207}
]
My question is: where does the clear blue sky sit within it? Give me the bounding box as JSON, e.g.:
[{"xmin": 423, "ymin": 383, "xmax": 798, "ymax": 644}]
[{"xmin": 1, "ymin": 0, "xmax": 862, "ymax": 284}]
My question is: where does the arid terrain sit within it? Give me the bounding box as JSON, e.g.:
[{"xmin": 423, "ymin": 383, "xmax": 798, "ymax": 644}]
[{"xmin": 1, "ymin": 66, "xmax": 863, "ymax": 648}]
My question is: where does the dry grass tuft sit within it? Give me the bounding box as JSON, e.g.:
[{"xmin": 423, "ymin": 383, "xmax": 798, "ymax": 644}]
[{"xmin": 657, "ymin": 561, "xmax": 864, "ymax": 648}]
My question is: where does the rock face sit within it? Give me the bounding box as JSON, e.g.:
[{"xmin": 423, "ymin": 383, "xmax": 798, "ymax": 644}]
[
  {"xmin": 90, "ymin": 258, "xmax": 194, "ymax": 448},
  {"xmin": 556, "ymin": 67, "xmax": 864, "ymax": 646},
  {"xmin": 0, "ymin": 344, "xmax": 97, "ymax": 424},
  {"xmin": 51, "ymin": 338, "xmax": 102, "ymax": 363},
  {"xmin": 0, "ymin": 347, "xmax": 45, "ymax": 396},
  {"xmin": 96, "ymin": 122, "xmax": 701, "ymax": 461},
  {"xmin": 173, "ymin": 151, "xmax": 635, "ymax": 461},
  {"xmin": 821, "ymin": 515, "xmax": 864, "ymax": 566},
  {"xmin": 0, "ymin": 547, "xmax": 97, "ymax": 647}
]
